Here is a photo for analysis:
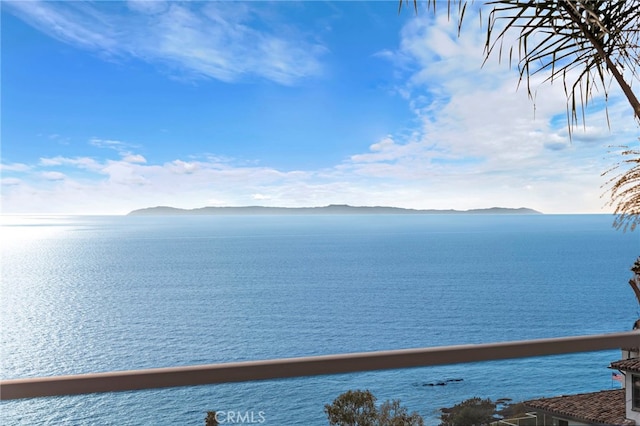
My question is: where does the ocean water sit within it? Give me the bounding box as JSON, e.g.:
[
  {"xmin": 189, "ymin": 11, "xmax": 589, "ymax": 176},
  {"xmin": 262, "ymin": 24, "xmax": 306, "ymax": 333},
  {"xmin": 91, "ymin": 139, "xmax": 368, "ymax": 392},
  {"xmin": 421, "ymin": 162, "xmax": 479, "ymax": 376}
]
[{"xmin": 0, "ymin": 214, "xmax": 638, "ymax": 425}]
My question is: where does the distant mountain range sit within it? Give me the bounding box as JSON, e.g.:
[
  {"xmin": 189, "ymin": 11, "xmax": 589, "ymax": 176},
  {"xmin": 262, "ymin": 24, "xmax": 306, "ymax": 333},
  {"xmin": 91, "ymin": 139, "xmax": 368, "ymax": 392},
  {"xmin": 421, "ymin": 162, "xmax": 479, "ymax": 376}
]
[{"xmin": 128, "ymin": 204, "xmax": 542, "ymax": 216}]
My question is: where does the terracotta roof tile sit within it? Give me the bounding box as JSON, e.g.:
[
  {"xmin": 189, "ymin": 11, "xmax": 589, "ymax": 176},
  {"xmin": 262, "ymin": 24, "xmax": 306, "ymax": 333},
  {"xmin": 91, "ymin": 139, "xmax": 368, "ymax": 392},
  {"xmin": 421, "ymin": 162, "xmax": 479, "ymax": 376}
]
[
  {"xmin": 524, "ymin": 389, "xmax": 629, "ymax": 425},
  {"xmin": 611, "ymin": 358, "xmax": 640, "ymax": 373}
]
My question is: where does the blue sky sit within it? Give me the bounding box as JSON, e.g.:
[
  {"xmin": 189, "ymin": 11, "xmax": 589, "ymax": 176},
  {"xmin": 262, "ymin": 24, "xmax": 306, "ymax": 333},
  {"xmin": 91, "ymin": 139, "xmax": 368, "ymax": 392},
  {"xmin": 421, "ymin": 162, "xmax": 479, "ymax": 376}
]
[{"xmin": 1, "ymin": 1, "xmax": 638, "ymax": 215}]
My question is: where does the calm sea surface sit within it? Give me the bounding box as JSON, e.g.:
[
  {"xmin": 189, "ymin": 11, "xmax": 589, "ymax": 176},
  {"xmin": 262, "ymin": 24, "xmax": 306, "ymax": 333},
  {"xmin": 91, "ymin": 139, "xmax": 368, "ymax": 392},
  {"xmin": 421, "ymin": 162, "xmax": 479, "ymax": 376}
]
[{"xmin": 1, "ymin": 214, "xmax": 638, "ymax": 425}]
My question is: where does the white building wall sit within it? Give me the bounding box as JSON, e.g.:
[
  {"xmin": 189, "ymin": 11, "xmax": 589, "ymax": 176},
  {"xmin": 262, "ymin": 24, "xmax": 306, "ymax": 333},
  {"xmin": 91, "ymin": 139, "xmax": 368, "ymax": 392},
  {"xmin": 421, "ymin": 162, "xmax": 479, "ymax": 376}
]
[{"xmin": 626, "ymin": 373, "xmax": 640, "ymax": 423}]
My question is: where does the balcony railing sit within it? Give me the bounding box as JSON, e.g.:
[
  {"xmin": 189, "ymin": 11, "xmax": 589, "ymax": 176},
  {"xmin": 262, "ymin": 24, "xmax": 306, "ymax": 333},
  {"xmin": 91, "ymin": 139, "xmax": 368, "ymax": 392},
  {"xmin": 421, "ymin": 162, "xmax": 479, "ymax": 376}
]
[
  {"xmin": 491, "ymin": 412, "xmax": 538, "ymax": 426},
  {"xmin": 1, "ymin": 330, "xmax": 638, "ymax": 401}
]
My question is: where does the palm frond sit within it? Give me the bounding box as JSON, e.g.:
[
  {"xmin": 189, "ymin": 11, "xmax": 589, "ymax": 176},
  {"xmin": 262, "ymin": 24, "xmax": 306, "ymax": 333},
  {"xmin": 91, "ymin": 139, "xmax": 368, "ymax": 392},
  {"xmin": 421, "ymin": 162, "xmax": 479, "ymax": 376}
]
[{"xmin": 602, "ymin": 144, "xmax": 640, "ymax": 231}]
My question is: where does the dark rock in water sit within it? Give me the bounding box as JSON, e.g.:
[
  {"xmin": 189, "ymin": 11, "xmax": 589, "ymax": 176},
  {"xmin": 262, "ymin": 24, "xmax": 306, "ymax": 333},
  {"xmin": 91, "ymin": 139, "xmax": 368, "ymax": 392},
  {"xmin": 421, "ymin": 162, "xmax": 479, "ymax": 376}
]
[{"xmin": 417, "ymin": 378, "xmax": 464, "ymax": 387}]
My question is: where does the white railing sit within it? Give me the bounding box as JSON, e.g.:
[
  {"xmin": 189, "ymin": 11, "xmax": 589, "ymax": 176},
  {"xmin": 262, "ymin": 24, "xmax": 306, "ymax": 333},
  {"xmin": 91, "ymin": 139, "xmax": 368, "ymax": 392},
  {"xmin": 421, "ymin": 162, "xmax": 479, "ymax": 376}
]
[
  {"xmin": 1, "ymin": 331, "xmax": 638, "ymax": 400},
  {"xmin": 491, "ymin": 412, "xmax": 538, "ymax": 426}
]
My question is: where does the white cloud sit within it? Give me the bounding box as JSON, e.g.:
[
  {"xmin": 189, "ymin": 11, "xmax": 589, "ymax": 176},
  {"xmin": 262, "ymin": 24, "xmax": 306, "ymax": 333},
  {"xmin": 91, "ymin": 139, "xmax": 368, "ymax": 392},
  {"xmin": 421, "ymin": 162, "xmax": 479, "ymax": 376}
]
[
  {"xmin": 121, "ymin": 153, "xmax": 147, "ymax": 164},
  {"xmin": 5, "ymin": 1, "xmax": 325, "ymax": 85},
  {"xmin": 126, "ymin": 0, "xmax": 168, "ymax": 15},
  {"xmin": 41, "ymin": 171, "xmax": 66, "ymax": 181},
  {"xmin": 350, "ymin": 136, "xmax": 417, "ymax": 163},
  {"xmin": 0, "ymin": 163, "xmax": 31, "ymax": 172},
  {"xmin": 5, "ymin": 1, "xmax": 119, "ymax": 53},
  {"xmin": 168, "ymin": 160, "xmax": 199, "ymax": 174},
  {"xmin": 90, "ymin": 138, "xmax": 127, "ymax": 149},
  {"xmin": 39, "ymin": 156, "xmax": 102, "ymax": 171},
  {"xmin": 102, "ymin": 160, "xmax": 149, "ymax": 186},
  {"xmin": 1, "ymin": 178, "xmax": 22, "ymax": 186},
  {"xmin": 252, "ymin": 193, "xmax": 271, "ymax": 201}
]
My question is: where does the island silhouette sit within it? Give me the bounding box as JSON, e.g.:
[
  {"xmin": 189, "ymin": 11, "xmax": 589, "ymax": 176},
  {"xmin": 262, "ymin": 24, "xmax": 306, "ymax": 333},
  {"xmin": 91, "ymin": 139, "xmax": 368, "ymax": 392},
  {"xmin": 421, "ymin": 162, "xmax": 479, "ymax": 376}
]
[{"xmin": 128, "ymin": 204, "xmax": 542, "ymax": 216}]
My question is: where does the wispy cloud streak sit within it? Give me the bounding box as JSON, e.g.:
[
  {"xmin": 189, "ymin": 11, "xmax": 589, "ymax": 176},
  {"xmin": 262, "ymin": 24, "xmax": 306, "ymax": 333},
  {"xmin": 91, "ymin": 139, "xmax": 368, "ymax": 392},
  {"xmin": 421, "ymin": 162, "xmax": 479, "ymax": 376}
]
[{"xmin": 5, "ymin": 1, "xmax": 325, "ymax": 85}]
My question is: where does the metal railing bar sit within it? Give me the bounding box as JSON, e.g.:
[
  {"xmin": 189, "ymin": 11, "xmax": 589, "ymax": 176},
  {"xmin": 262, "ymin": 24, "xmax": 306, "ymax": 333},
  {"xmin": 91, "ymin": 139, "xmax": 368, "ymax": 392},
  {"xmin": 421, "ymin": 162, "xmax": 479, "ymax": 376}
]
[{"xmin": 1, "ymin": 331, "xmax": 638, "ymax": 400}]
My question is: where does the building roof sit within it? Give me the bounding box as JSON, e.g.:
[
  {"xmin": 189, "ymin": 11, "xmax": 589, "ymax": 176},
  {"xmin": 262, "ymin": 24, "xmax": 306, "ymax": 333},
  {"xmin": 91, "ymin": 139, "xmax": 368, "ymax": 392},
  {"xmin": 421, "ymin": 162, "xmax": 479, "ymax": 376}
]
[
  {"xmin": 524, "ymin": 389, "xmax": 631, "ymax": 425},
  {"xmin": 611, "ymin": 357, "xmax": 640, "ymax": 373}
]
